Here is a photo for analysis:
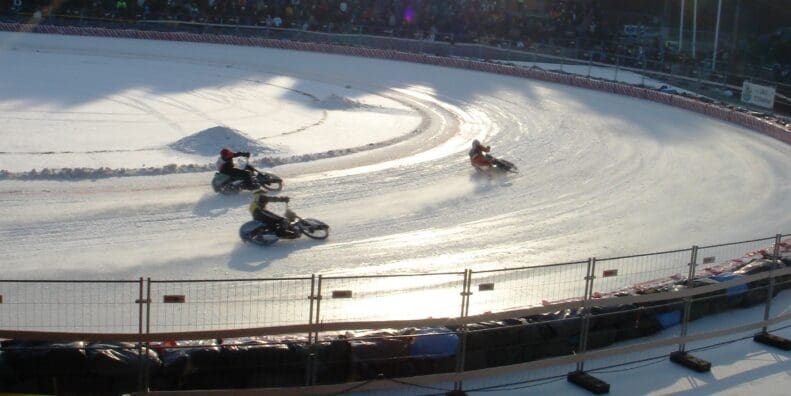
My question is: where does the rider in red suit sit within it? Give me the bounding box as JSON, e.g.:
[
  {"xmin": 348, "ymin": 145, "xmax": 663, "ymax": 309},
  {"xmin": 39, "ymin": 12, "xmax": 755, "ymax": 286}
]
[
  {"xmin": 216, "ymin": 147, "xmax": 254, "ymax": 187},
  {"xmin": 469, "ymin": 139, "xmax": 493, "ymax": 172}
]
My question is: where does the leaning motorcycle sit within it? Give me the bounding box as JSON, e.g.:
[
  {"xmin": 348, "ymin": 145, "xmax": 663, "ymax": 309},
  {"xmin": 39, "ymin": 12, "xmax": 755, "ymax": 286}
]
[
  {"xmin": 475, "ymin": 154, "xmax": 518, "ymax": 174},
  {"xmin": 212, "ymin": 158, "xmax": 283, "ymax": 194},
  {"xmin": 239, "ymin": 206, "xmax": 330, "ymax": 246}
]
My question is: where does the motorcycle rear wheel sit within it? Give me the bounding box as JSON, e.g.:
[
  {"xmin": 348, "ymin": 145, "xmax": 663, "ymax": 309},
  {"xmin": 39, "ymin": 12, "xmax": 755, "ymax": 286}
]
[
  {"xmin": 240, "ymin": 221, "xmax": 279, "ymax": 245},
  {"xmin": 218, "ymin": 182, "xmax": 241, "ymax": 195}
]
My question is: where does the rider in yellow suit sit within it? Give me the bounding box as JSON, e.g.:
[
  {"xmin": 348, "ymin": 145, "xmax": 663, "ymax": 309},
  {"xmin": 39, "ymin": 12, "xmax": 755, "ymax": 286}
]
[{"xmin": 249, "ymin": 190, "xmax": 298, "ymax": 237}]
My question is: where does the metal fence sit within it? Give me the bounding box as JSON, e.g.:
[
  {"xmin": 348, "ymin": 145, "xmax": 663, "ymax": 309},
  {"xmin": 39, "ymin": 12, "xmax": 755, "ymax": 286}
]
[
  {"xmin": 318, "ymin": 272, "xmax": 467, "ymax": 324},
  {"xmin": 0, "ymin": 233, "xmax": 789, "ymax": 394},
  {"xmin": 0, "ymin": 279, "xmax": 142, "ymax": 333},
  {"xmin": 147, "ymin": 277, "xmax": 314, "ymax": 333},
  {"xmin": 467, "ymin": 260, "xmax": 590, "ymax": 316}
]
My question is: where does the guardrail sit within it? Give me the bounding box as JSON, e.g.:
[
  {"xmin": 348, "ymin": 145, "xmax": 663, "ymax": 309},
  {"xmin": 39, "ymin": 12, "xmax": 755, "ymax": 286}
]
[{"xmin": 0, "ymin": 234, "xmax": 789, "ymax": 394}]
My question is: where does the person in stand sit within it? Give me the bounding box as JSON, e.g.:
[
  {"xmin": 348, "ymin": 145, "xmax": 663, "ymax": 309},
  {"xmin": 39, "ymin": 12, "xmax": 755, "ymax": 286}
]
[
  {"xmin": 249, "ymin": 190, "xmax": 298, "ymax": 237},
  {"xmin": 217, "ymin": 147, "xmax": 254, "ymax": 188},
  {"xmin": 468, "ymin": 139, "xmax": 493, "ymax": 174}
]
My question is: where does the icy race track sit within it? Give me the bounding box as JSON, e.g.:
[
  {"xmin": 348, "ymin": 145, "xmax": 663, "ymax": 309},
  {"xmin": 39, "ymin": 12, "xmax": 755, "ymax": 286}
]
[{"xmin": 1, "ymin": 32, "xmax": 790, "ymax": 294}]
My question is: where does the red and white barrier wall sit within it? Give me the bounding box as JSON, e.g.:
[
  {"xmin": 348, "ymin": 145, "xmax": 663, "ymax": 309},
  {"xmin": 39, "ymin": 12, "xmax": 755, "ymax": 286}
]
[{"xmin": 2, "ymin": 22, "xmax": 789, "ymax": 146}]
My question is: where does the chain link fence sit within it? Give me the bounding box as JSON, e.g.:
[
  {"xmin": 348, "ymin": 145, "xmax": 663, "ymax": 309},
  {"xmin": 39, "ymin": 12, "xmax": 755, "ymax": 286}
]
[
  {"xmin": 317, "ymin": 272, "xmax": 467, "ymax": 324},
  {"xmin": 145, "ymin": 277, "xmax": 314, "ymax": 333},
  {"xmin": 0, "ymin": 234, "xmax": 789, "ymax": 394},
  {"xmin": 0, "ymin": 279, "xmax": 142, "ymax": 333}
]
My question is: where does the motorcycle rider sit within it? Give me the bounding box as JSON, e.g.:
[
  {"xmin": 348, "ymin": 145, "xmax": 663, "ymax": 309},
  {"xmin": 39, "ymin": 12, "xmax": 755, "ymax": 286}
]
[
  {"xmin": 469, "ymin": 139, "xmax": 493, "ymax": 173},
  {"xmin": 217, "ymin": 147, "xmax": 254, "ymax": 188},
  {"xmin": 249, "ymin": 190, "xmax": 298, "ymax": 238}
]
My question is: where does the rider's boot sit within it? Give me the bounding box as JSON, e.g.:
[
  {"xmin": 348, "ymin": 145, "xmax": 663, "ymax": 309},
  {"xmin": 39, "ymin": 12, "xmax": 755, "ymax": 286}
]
[{"xmin": 275, "ymin": 220, "xmax": 298, "ymax": 239}]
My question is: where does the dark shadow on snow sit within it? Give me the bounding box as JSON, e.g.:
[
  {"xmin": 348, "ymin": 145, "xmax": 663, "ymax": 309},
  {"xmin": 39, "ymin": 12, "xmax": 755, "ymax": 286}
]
[
  {"xmin": 227, "ymin": 239, "xmax": 325, "ymax": 272},
  {"xmin": 191, "ymin": 192, "xmax": 251, "ymax": 218},
  {"xmin": 469, "ymin": 169, "xmax": 514, "ymax": 194}
]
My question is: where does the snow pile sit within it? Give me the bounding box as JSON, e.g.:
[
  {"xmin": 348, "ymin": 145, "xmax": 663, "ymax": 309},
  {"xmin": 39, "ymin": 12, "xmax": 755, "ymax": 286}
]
[
  {"xmin": 318, "ymin": 94, "xmax": 373, "ymax": 110},
  {"xmin": 0, "ymin": 164, "xmax": 218, "ymax": 180},
  {"xmin": 169, "ymin": 126, "xmax": 275, "ymax": 156}
]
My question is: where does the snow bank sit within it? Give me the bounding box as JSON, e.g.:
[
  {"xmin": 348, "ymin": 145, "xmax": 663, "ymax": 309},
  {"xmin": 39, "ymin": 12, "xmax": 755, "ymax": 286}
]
[
  {"xmin": 318, "ymin": 94, "xmax": 373, "ymax": 111},
  {"xmin": 169, "ymin": 126, "xmax": 276, "ymax": 156}
]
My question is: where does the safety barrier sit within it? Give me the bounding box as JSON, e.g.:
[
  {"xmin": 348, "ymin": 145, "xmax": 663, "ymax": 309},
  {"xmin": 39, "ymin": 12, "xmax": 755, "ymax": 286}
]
[{"xmin": 0, "ymin": 234, "xmax": 788, "ymax": 393}]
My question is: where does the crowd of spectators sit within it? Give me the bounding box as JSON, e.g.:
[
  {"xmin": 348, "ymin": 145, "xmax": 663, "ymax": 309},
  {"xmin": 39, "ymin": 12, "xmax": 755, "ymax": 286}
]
[
  {"xmin": 1, "ymin": 0, "xmax": 789, "ymax": 85},
  {"xmin": 2, "ymin": 1, "xmax": 614, "ymax": 46}
]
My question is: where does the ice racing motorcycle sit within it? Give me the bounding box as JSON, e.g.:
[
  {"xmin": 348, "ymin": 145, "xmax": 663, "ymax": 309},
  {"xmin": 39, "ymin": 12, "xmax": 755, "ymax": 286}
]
[
  {"xmin": 212, "ymin": 159, "xmax": 283, "ymax": 194},
  {"xmin": 239, "ymin": 207, "xmax": 329, "ymax": 246},
  {"xmin": 474, "ymin": 154, "xmax": 518, "ymax": 175}
]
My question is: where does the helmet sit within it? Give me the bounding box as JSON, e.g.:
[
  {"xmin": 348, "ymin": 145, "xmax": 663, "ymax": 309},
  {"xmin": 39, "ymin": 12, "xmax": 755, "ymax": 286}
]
[
  {"xmin": 472, "ymin": 139, "xmax": 481, "ymax": 149},
  {"xmin": 220, "ymin": 148, "xmax": 233, "ymax": 159}
]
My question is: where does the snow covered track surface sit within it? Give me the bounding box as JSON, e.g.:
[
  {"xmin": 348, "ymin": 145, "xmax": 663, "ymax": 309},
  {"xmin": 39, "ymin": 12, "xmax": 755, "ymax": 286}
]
[{"xmin": 0, "ymin": 32, "xmax": 790, "ymax": 289}]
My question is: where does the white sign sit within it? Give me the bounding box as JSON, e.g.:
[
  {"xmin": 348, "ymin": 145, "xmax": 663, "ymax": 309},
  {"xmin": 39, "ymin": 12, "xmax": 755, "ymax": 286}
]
[{"xmin": 741, "ymin": 81, "xmax": 776, "ymax": 109}]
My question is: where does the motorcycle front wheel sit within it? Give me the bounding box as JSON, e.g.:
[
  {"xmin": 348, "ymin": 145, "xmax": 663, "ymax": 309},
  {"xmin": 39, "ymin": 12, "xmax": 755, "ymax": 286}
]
[
  {"xmin": 493, "ymin": 158, "xmax": 518, "ymax": 173},
  {"xmin": 257, "ymin": 173, "xmax": 283, "ymax": 192},
  {"xmin": 299, "ymin": 218, "xmax": 330, "ymax": 240}
]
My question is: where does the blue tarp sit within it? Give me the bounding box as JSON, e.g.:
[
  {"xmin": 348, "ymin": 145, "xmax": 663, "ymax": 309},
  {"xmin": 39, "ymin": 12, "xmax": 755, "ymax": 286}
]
[
  {"xmin": 409, "ymin": 328, "xmax": 459, "ymax": 359},
  {"xmin": 655, "ymin": 310, "xmax": 681, "ymax": 329},
  {"xmin": 712, "ymin": 274, "xmax": 749, "ymax": 296}
]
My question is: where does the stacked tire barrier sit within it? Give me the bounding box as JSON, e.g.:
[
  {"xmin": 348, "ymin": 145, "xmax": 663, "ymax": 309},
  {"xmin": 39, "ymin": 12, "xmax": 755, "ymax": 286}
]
[{"xmin": 1, "ymin": 22, "xmax": 789, "ymax": 146}]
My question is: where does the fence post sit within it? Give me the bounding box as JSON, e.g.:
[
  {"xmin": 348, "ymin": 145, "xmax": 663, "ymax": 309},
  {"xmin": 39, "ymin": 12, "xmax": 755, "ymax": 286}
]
[
  {"xmin": 313, "ymin": 275, "xmax": 323, "ymax": 345},
  {"xmin": 306, "ymin": 274, "xmax": 317, "ymax": 386},
  {"xmin": 587, "ymin": 53, "xmax": 592, "ymax": 78},
  {"xmin": 679, "ymin": 246, "xmax": 699, "ymax": 353},
  {"xmin": 614, "ymin": 56, "xmax": 620, "ymax": 82},
  {"xmin": 308, "ymin": 274, "xmax": 316, "ymax": 344},
  {"xmin": 136, "ymin": 277, "xmax": 145, "ymax": 392},
  {"xmin": 576, "ymin": 257, "xmax": 596, "ymax": 373},
  {"xmin": 144, "ymin": 277, "xmax": 152, "ymax": 391},
  {"xmin": 762, "ymin": 234, "xmax": 783, "ymax": 333},
  {"xmin": 454, "ymin": 269, "xmax": 472, "ymax": 392}
]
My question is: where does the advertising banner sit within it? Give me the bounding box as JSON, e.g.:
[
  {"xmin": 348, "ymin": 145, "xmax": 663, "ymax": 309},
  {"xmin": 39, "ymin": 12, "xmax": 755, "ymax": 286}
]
[{"xmin": 741, "ymin": 81, "xmax": 776, "ymax": 109}]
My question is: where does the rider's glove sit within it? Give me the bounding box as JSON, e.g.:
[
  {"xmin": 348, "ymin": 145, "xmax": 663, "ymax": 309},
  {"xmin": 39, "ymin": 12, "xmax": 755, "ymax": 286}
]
[{"xmin": 243, "ymin": 152, "xmax": 251, "ymax": 158}]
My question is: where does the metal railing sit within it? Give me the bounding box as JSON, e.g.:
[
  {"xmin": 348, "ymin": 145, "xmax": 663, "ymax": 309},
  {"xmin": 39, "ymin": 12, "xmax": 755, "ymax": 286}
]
[{"xmin": 0, "ymin": 233, "xmax": 788, "ymax": 394}]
